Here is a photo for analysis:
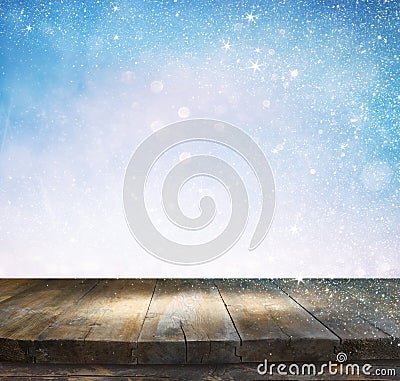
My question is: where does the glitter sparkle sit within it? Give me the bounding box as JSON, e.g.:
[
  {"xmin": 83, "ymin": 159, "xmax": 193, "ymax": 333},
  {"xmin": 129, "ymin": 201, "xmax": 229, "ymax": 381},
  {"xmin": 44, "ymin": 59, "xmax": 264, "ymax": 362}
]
[{"xmin": 0, "ymin": 0, "xmax": 398, "ymax": 277}]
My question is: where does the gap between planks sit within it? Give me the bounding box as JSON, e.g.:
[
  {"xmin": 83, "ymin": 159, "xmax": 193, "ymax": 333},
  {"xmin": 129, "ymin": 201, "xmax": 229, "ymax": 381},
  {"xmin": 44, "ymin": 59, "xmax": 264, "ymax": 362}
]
[
  {"xmin": 136, "ymin": 279, "xmax": 241, "ymax": 364},
  {"xmin": 274, "ymin": 279, "xmax": 400, "ymax": 360},
  {"xmin": 35, "ymin": 280, "xmax": 157, "ymax": 364},
  {"xmin": 0, "ymin": 279, "xmax": 399, "ymax": 365},
  {"xmin": 214, "ymin": 280, "xmax": 243, "ymax": 362},
  {"xmin": 272, "ymin": 280, "xmax": 343, "ymax": 342},
  {"xmin": 214, "ymin": 280, "xmax": 339, "ymax": 362}
]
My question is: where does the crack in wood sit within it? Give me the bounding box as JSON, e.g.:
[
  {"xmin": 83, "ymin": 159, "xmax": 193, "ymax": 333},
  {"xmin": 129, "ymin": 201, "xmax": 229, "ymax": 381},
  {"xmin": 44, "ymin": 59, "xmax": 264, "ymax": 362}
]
[
  {"xmin": 213, "ymin": 281, "xmax": 243, "ymax": 362},
  {"xmin": 0, "ymin": 279, "xmax": 399, "ymax": 365},
  {"xmin": 180, "ymin": 321, "xmax": 188, "ymax": 364},
  {"xmin": 272, "ymin": 280, "xmax": 343, "ymax": 345}
]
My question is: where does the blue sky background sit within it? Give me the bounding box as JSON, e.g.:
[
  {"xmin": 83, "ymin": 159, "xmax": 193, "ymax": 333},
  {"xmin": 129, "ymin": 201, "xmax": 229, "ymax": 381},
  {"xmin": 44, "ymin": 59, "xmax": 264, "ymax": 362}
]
[{"xmin": 0, "ymin": 0, "xmax": 399, "ymax": 276}]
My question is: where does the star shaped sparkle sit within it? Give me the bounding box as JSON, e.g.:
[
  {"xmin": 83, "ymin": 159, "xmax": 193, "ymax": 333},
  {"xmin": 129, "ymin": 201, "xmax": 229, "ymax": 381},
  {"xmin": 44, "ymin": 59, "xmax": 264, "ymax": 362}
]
[
  {"xmin": 248, "ymin": 60, "xmax": 263, "ymax": 72},
  {"xmin": 222, "ymin": 40, "xmax": 232, "ymax": 51},
  {"xmin": 245, "ymin": 11, "xmax": 258, "ymax": 23}
]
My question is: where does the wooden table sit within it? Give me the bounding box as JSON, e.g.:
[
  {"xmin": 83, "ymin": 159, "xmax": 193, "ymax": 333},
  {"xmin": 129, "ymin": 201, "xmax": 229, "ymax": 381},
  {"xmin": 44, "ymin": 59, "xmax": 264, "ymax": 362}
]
[{"xmin": 0, "ymin": 279, "xmax": 398, "ymax": 379}]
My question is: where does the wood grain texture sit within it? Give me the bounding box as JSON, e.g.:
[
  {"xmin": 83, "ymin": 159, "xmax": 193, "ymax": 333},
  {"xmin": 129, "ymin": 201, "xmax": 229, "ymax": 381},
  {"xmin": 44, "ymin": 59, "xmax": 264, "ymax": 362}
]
[
  {"xmin": 0, "ymin": 279, "xmax": 399, "ymax": 366},
  {"xmin": 275, "ymin": 279, "xmax": 400, "ymax": 360},
  {"xmin": 333, "ymin": 279, "xmax": 400, "ymax": 338},
  {"xmin": 0, "ymin": 361, "xmax": 399, "ymax": 380},
  {"xmin": 0, "ymin": 280, "xmax": 41, "ymax": 304},
  {"xmin": 0, "ymin": 280, "xmax": 98, "ymax": 362},
  {"xmin": 137, "ymin": 279, "xmax": 240, "ymax": 364},
  {"xmin": 215, "ymin": 279, "xmax": 339, "ymax": 362},
  {"xmin": 35, "ymin": 279, "xmax": 156, "ymax": 364}
]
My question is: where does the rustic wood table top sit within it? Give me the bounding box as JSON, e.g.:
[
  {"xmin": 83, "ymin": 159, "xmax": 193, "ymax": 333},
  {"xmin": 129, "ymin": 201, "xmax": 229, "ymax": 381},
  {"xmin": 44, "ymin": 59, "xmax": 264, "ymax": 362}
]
[{"xmin": 0, "ymin": 279, "xmax": 398, "ymax": 379}]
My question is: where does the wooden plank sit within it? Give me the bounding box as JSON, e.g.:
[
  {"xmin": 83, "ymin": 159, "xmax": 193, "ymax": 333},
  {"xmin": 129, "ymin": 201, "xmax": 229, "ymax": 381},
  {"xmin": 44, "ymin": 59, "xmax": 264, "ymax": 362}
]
[
  {"xmin": 137, "ymin": 279, "xmax": 240, "ymax": 364},
  {"xmin": 275, "ymin": 279, "xmax": 400, "ymax": 360},
  {"xmin": 0, "ymin": 376, "xmax": 67, "ymax": 381},
  {"xmin": 334, "ymin": 279, "xmax": 400, "ymax": 337},
  {"xmin": 0, "ymin": 280, "xmax": 41, "ymax": 304},
  {"xmin": 0, "ymin": 361, "xmax": 399, "ymax": 380},
  {"xmin": 35, "ymin": 279, "xmax": 156, "ymax": 364},
  {"xmin": 0, "ymin": 279, "xmax": 399, "ymax": 367},
  {"xmin": 215, "ymin": 279, "xmax": 339, "ymax": 362},
  {"xmin": 0, "ymin": 279, "xmax": 98, "ymax": 362}
]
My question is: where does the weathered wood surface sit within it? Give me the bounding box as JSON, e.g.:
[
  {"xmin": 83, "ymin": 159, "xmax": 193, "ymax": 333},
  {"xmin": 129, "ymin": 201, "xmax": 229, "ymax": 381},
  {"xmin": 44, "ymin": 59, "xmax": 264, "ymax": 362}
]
[
  {"xmin": 35, "ymin": 279, "xmax": 156, "ymax": 364},
  {"xmin": 137, "ymin": 279, "xmax": 240, "ymax": 364},
  {"xmin": 0, "ymin": 280, "xmax": 41, "ymax": 304},
  {"xmin": 0, "ymin": 280, "xmax": 98, "ymax": 362},
  {"xmin": 274, "ymin": 279, "xmax": 400, "ymax": 360},
  {"xmin": 334, "ymin": 279, "xmax": 400, "ymax": 338},
  {"xmin": 215, "ymin": 279, "xmax": 339, "ymax": 362},
  {"xmin": 0, "ymin": 279, "xmax": 399, "ymax": 366},
  {"xmin": 0, "ymin": 361, "xmax": 399, "ymax": 380}
]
